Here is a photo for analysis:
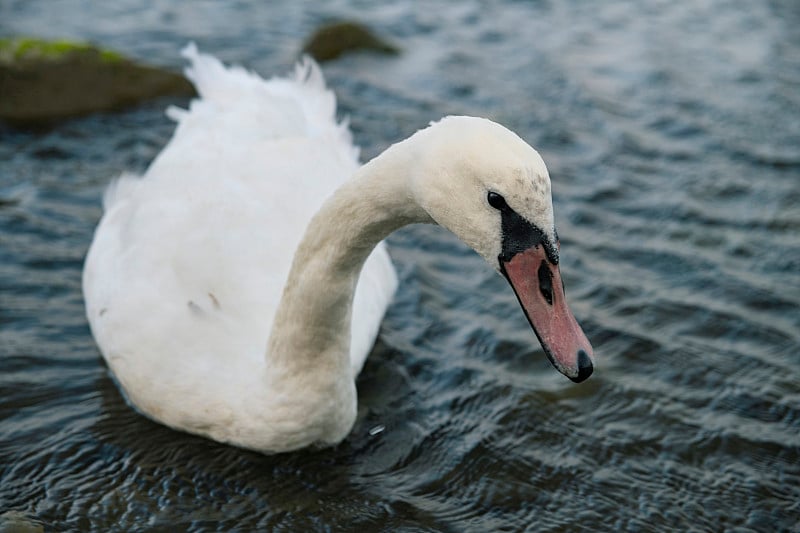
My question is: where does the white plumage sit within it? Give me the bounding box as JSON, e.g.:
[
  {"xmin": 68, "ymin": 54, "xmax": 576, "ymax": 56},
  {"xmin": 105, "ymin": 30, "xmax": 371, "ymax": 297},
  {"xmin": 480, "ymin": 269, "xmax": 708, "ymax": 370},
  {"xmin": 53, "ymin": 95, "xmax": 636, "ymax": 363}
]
[
  {"xmin": 84, "ymin": 45, "xmax": 397, "ymax": 450},
  {"xmin": 84, "ymin": 45, "xmax": 593, "ymax": 454}
]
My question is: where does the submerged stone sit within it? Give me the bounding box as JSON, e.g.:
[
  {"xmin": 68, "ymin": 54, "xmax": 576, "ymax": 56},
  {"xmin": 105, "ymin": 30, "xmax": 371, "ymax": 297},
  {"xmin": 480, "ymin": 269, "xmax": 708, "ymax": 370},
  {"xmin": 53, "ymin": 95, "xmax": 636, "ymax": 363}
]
[
  {"xmin": 0, "ymin": 510, "xmax": 44, "ymax": 533},
  {"xmin": 302, "ymin": 21, "xmax": 399, "ymax": 62},
  {"xmin": 0, "ymin": 38, "xmax": 195, "ymax": 128}
]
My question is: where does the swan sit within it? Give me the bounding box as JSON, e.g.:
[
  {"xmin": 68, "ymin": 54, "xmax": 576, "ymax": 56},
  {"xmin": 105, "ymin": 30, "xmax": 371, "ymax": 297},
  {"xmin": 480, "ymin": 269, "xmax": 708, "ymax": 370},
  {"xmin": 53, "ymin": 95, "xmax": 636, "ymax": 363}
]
[{"xmin": 83, "ymin": 45, "xmax": 594, "ymax": 454}]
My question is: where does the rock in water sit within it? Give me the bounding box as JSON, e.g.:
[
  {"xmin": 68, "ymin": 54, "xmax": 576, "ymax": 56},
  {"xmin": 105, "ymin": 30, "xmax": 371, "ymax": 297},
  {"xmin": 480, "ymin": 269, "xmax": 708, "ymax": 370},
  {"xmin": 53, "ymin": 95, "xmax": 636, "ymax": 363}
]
[
  {"xmin": 302, "ymin": 21, "xmax": 399, "ymax": 62},
  {"xmin": 0, "ymin": 38, "xmax": 195, "ymax": 128}
]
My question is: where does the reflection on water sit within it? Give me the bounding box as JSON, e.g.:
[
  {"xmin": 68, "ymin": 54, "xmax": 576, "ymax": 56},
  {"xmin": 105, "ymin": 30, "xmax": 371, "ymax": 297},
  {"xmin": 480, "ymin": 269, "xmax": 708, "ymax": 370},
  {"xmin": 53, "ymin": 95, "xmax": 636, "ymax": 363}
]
[{"xmin": 2, "ymin": 0, "xmax": 799, "ymax": 530}]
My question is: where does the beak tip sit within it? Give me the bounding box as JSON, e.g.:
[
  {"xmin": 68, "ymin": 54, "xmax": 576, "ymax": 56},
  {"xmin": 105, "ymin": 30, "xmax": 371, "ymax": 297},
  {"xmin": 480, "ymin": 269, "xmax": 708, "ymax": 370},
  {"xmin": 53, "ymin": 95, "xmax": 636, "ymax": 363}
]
[{"xmin": 568, "ymin": 349, "xmax": 594, "ymax": 383}]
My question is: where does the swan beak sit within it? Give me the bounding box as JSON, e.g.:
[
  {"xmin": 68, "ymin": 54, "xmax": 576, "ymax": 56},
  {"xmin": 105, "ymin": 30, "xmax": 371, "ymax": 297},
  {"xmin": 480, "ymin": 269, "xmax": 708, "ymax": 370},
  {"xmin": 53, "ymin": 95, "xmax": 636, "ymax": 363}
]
[{"xmin": 501, "ymin": 246, "xmax": 594, "ymax": 383}]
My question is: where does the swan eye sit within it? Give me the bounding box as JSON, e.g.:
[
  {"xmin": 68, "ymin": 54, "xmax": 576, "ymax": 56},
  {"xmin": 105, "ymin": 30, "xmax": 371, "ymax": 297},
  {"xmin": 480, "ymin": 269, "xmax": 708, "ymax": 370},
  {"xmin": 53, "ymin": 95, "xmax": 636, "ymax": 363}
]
[{"xmin": 487, "ymin": 191, "xmax": 509, "ymax": 211}]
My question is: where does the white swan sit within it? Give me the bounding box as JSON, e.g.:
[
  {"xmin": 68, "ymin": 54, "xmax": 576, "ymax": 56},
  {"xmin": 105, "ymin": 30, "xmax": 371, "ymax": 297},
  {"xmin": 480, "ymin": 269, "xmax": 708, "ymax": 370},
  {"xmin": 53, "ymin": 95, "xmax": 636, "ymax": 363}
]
[{"xmin": 83, "ymin": 45, "xmax": 594, "ymax": 454}]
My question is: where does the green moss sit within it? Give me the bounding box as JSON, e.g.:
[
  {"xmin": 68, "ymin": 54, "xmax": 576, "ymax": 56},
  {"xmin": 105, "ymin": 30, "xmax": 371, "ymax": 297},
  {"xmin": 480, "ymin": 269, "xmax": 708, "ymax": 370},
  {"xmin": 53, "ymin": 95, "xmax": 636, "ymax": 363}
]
[
  {"xmin": 99, "ymin": 48, "xmax": 125, "ymax": 62},
  {"xmin": 0, "ymin": 37, "xmax": 124, "ymax": 64},
  {"xmin": 0, "ymin": 36, "xmax": 194, "ymax": 128}
]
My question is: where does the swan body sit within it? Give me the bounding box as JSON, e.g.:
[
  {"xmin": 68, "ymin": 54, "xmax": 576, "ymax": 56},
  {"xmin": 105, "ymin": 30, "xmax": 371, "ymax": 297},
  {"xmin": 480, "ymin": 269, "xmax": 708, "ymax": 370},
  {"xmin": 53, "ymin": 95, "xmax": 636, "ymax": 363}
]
[{"xmin": 84, "ymin": 45, "xmax": 594, "ymax": 454}]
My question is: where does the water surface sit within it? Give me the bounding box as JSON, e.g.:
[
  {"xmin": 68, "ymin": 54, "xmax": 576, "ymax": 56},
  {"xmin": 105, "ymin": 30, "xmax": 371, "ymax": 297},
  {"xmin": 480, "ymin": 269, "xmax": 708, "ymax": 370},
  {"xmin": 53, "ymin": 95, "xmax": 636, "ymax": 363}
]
[{"xmin": 1, "ymin": 1, "xmax": 799, "ymax": 530}]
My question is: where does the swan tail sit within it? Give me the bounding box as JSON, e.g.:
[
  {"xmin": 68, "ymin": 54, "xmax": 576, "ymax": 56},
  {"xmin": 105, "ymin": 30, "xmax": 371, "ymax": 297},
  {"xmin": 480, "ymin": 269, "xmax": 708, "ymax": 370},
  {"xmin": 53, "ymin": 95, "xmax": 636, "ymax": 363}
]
[
  {"xmin": 97, "ymin": 45, "xmax": 359, "ymax": 209},
  {"xmin": 170, "ymin": 43, "xmax": 356, "ymax": 161},
  {"xmin": 293, "ymin": 54, "xmax": 326, "ymax": 93}
]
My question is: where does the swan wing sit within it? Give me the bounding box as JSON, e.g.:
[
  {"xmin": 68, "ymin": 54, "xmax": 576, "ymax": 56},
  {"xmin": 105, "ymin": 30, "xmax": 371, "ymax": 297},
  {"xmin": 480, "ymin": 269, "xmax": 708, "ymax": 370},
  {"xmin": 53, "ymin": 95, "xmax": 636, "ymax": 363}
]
[{"xmin": 83, "ymin": 46, "xmax": 396, "ymax": 433}]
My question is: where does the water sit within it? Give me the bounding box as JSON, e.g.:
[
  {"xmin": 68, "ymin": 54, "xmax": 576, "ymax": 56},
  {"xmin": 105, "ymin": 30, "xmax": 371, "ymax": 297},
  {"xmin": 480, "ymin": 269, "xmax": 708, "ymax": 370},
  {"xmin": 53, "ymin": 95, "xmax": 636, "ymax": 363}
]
[{"xmin": 2, "ymin": 1, "xmax": 799, "ymax": 530}]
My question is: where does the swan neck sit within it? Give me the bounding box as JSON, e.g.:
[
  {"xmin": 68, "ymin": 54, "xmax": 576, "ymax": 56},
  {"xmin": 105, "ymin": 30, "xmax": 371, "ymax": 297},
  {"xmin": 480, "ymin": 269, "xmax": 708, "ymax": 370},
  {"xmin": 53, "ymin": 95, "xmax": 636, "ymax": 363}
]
[{"xmin": 265, "ymin": 137, "xmax": 429, "ymax": 374}]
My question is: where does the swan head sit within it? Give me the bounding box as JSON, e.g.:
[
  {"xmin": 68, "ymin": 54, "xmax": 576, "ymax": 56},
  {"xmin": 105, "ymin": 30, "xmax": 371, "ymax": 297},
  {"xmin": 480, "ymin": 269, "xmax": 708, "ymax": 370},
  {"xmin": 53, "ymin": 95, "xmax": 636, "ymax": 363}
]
[{"xmin": 410, "ymin": 116, "xmax": 594, "ymax": 382}]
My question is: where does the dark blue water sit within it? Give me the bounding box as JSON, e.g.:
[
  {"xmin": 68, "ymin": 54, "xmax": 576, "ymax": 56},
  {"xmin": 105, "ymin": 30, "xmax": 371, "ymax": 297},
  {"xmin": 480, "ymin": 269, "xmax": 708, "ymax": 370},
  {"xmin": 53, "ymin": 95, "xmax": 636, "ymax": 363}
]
[{"xmin": 2, "ymin": 1, "xmax": 799, "ymax": 531}]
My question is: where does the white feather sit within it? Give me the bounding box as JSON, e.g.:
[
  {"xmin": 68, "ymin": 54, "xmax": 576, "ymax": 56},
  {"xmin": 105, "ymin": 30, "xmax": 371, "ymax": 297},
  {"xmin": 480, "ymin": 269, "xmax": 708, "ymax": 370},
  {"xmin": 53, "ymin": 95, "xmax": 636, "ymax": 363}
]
[
  {"xmin": 83, "ymin": 46, "xmax": 585, "ymax": 454},
  {"xmin": 84, "ymin": 47, "xmax": 396, "ymax": 450}
]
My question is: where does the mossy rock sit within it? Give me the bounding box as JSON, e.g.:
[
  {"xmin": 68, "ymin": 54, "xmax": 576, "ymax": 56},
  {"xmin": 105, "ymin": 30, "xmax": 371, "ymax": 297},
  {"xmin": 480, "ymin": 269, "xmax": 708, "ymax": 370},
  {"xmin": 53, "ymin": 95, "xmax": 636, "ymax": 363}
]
[
  {"xmin": 0, "ymin": 37, "xmax": 125, "ymax": 64},
  {"xmin": 302, "ymin": 21, "xmax": 399, "ymax": 62},
  {"xmin": 0, "ymin": 38, "xmax": 195, "ymax": 128}
]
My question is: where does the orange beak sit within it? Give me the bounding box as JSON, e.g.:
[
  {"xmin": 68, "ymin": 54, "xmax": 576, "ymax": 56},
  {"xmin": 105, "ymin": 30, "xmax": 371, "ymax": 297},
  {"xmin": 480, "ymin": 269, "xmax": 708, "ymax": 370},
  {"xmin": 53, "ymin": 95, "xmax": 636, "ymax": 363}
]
[{"xmin": 501, "ymin": 244, "xmax": 594, "ymax": 382}]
